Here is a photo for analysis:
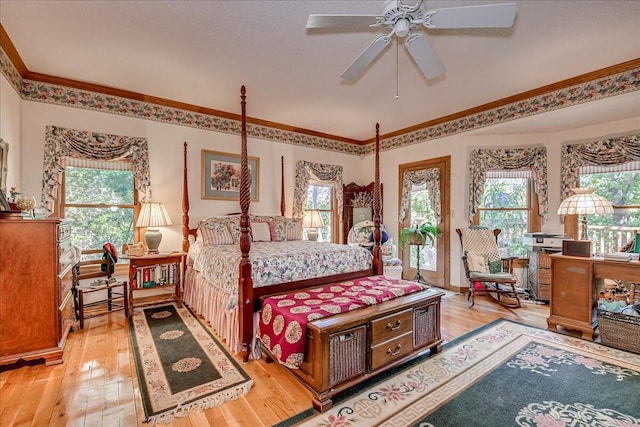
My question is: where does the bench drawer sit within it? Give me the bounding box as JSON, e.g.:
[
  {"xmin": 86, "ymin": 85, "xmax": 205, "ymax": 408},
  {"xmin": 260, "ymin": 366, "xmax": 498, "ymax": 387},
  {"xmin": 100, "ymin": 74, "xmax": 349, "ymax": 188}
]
[
  {"xmin": 370, "ymin": 308, "xmax": 413, "ymax": 344},
  {"xmin": 370, "ymin": 331, "xmax": 413, "ymax": 370}
]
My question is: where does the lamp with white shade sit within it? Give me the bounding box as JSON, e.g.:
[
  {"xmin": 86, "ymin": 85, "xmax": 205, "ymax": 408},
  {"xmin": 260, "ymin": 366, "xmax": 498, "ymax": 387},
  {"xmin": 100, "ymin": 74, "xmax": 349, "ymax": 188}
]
[
  {"xmin": 303, "ymin": 209, "xmax": 325, "ymax": 241},
  {"xmin": 557, "ymin": 187, "xmax": 613, "ymax": 241},
  {"xmin": 136, "ymin": 202, "xmax": 173, "ymax": 253}
]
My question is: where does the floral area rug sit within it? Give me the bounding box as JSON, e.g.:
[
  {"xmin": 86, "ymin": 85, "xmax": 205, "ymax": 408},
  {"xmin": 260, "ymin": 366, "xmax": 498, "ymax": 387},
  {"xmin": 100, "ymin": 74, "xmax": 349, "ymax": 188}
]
[
  {"xmin": 128, "ymin": 304, "xmax": 253, "ymax": 424},
  {"xmin": 280, "ymin": 319, "xmax": 640, "ymax": 427}
]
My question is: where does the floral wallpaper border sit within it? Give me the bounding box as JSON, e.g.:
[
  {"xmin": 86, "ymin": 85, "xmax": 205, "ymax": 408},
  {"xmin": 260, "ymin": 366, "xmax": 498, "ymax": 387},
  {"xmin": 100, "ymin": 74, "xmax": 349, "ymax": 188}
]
[{"xmin": 1, "ymin": 46, "xmax": 638, "ymax": 156}]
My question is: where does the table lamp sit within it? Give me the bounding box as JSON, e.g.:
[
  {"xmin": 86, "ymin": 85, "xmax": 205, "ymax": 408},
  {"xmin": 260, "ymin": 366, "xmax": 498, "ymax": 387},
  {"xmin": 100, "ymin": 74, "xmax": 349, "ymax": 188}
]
[
  {"xmin": 557, "ymin": 187, "xmax": 613, "ymax": 240},
  {"xmin": 136, "ymin": 202, "xmax": 172, "ymax": 253},
  {"xmin": 303, "ymin": 209, "xmax": 324, "ymax": 241}
]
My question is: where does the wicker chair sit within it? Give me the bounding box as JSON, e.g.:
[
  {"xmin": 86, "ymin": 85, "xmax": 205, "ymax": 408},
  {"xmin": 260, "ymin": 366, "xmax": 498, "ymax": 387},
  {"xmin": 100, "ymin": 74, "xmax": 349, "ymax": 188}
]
[{"xmin": 456, "ymin": 227, "xmax": 521, "ymax": 308}]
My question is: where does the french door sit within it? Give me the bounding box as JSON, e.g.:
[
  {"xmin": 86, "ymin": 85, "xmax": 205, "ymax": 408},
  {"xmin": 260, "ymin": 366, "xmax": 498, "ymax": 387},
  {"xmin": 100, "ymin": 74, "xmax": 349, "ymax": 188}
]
[{"xmin": 398, "ymin": 156, "xmax": 450, "ymax": 288}]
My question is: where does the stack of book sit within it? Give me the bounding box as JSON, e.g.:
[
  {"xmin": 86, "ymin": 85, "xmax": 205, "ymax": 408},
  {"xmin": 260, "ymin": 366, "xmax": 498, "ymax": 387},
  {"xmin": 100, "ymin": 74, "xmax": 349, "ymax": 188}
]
[{"xmin": 604, "ymin": 252, "xmax": 640, "ymax": 262}]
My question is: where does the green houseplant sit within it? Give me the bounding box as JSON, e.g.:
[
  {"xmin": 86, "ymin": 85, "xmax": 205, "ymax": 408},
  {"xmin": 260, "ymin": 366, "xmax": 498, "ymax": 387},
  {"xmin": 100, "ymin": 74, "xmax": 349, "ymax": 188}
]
[{"xmin": 399, "ymin": 222, "xmax": 442, "ymax": 247}]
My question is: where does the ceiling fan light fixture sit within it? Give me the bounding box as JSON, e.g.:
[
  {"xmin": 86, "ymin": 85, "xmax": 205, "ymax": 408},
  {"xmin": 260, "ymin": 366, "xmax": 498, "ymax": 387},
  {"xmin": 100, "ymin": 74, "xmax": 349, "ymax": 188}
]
[{"xmin": 395, "ymin": 18, "xmax": 410, "ymax": 37}]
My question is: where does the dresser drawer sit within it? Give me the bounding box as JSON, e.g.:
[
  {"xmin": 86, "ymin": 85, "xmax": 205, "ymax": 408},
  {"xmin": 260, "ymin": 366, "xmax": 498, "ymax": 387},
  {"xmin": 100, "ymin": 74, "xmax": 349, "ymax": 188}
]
[
  {"xmin": 58, "ymin": 222, "xmax": 72, "ymax": 242},
  {"xmin": 370, "ymin": 308, "xmax": 412, "ymax": 345},
  {"xmin": 370, "ymin": 331, "xmax": 413, "ymax": 370}
]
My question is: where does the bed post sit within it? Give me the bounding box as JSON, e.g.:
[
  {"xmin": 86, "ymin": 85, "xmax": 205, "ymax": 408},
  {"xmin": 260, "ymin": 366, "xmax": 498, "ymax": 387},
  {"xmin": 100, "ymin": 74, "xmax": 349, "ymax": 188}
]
[
  {"xmin": 238, "ymin": 86, "xmax": 254, "ymax": 362},
  {"xmin": 281, "ymin": 155, "xmax": 285, "ymax": 216},
  {"xmin": 182, "ymin": 141, "xmax": 190, "ymax": 253},
  {"xmin": 372, "ymin": 123, "xmax": 383, "ymax": 275}
]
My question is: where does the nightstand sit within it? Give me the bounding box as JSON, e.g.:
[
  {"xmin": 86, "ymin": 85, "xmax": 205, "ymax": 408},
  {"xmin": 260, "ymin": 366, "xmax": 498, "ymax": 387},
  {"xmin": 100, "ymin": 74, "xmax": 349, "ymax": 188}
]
[{"xmin": 124, "ymin": 252, "xmax": 186, "ymax": 316}]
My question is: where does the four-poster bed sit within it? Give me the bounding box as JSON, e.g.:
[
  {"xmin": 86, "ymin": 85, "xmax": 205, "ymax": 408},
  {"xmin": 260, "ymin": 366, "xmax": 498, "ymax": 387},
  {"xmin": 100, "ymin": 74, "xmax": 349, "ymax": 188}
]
[
  {"xmin": 181, "ymin": 86, "xmax": 385, "ymax": 362},
  {"xmin": 181, "ymin": 86, "xmax": 443, "ymax": 410}
]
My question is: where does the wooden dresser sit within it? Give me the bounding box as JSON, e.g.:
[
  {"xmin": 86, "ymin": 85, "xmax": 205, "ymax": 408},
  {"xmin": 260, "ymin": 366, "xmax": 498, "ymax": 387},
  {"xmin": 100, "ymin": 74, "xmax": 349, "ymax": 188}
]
[{"xmin": 0, "ymin": 218, "xmax": 75, "ymax": 366}]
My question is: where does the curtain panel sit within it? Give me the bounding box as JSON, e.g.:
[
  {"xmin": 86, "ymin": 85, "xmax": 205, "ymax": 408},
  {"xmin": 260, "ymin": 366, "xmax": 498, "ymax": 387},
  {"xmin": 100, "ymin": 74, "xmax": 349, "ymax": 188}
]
[
  {"xmin": 560, "ymin": 133, "xmax": 640, "ymax": 201},
  {"xmin": 398, "ymin": 168, "xmax": 441, "ymax": 224},
  {"xmin": 292, "ymin": 161, "xmax": 344, "ymax": 219},
  {"xmin": 41, "ymin": 125, "xmax": 151, "ymax": 214},
  {"xmin": 468, "ymin": 147, "xmax": 548, "ymax": 222}
]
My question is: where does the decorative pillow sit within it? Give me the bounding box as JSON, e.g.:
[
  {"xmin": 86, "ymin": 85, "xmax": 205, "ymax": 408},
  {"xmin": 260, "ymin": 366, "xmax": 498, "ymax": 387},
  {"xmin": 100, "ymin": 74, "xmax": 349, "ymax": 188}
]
[
  {"xmin": 200, "ymin": 215, "xmax": 241, "ymax": 243},
  {"xmin": 199, "ymin": 222, "xmax": 234, "ymax": 245},
  {"xmin": 251, "ymin": 221, "xmax": 272, "ymax": 242},
  {"xmin": 284, "ymin": 218, "xmax": 302, "ymax": 241},
  {"xmin": 489, "ymin": 260, "xmax": 503, "ymax": 274},
  {"xmin": 467, "ymin": 252, "xmax": 489, "ymax": 273}
]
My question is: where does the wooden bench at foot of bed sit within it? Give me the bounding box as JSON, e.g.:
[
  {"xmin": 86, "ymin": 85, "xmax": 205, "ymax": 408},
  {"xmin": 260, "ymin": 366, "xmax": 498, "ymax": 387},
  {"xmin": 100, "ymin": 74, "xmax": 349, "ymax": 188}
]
[{"xmin": 260, "ymin": 287, "xmax": 444, "ymax": 412}]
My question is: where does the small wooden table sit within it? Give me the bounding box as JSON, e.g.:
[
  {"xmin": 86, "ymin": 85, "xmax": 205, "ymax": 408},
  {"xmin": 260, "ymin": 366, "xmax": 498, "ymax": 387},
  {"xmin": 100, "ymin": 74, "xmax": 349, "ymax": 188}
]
[{"xmin": 124, "ymin": 252, "xmax": 186, "ymax": 316}]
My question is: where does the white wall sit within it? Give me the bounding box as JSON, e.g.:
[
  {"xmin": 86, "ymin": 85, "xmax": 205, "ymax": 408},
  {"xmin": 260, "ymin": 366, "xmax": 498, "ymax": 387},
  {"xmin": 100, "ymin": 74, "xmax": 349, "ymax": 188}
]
[
  {"xmin": 363, "ymin": 116, "xmax": 640, "ymax": 287},
  {"xmin": 0, "ymin": 74, "xmax": 22, "ymax": 192},
  {"xmin": 20, "ymin": 99, "xmax": 362, "ymax": 252},
  {"xmin": 12, "ymin": 83, "xmax": 640, "ymax": 286}
]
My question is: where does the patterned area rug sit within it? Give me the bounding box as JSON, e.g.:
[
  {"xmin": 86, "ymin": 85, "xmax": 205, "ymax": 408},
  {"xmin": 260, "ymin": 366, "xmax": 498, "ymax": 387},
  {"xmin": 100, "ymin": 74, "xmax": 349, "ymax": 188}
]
[
  {"xmin": 128, "ymin": 304, "xmax": 253, "ymax": 424},
  {"xmin": 281, "ymin": 319, "xmax": 640, "ymax": 426}
]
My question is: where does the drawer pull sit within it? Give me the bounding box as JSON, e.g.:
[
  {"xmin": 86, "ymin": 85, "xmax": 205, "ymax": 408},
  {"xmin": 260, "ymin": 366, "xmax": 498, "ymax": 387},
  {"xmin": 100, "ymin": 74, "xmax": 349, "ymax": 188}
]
[
  {"xmin": 339, "ymin": 333, "xmax": 355, "ymax": 342},
  {"xmin": 416, "ymin": 307, "xmax": 430, "ymax": 315},
  {"xmin": 386, "ymin": 344, "xmax": 402, "ymax": 356},
  {"xmin": 386, "ymin": 320, "xmax": 402, "ymax": 331}
]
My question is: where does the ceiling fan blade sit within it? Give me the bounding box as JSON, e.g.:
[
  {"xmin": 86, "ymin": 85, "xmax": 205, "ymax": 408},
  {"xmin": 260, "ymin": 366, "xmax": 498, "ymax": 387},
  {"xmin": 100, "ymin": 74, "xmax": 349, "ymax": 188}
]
[
  {"xmin": 404, "ymin": 33, "xmax": 446, "ymax": 80},
  {"xmin": 426, "ymin": 3, "xmax": 517, "ymax": 29},
  {"xmin": 340, "ymin": 34, "xmax": 392, "ymax": 80},
  {"xmin": 306, "ymin": 14, "xmax": 383, "ymax": 29}
]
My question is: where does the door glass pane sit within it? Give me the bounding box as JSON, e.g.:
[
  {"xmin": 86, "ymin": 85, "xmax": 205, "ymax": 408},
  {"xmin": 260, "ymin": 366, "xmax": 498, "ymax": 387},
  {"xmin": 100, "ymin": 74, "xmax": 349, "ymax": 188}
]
[{"xmin": 409, "ymin": 185, "xmax": 437, "ymax": 272}]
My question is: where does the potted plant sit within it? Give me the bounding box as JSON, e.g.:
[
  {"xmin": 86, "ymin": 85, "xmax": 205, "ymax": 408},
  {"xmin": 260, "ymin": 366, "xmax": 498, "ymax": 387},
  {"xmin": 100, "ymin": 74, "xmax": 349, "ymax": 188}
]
[{"xmin": 399, "ymin": 222, "xmax": 442, "ymax": 247}]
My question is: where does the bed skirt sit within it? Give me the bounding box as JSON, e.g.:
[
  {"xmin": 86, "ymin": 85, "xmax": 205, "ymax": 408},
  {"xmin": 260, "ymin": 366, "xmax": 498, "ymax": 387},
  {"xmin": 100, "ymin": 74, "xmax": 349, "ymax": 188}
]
[{"xmin": 183, "ymin": 268, "xmax": 261, "ymax": 359}]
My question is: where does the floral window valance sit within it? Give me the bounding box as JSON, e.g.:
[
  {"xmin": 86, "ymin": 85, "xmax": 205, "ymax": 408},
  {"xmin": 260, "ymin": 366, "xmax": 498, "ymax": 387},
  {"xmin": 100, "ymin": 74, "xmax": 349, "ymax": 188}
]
[
  {"xmin": 42, "ymin": 125, "xmax": 151, "ymax": 213},
  {"xmin": 468, "ymin": 147, "xmax": 548, "ymax": 222},
  {"xmin": 399, "ymin": 168, "xmax": 441, "ymax": 224},
  {"xmin": 292, "ymin": 160, "xmax": 344, "ymax": 219},
  {"xmin": 560, "ymin": 133, "xmax": 640, "ymax": 201}
]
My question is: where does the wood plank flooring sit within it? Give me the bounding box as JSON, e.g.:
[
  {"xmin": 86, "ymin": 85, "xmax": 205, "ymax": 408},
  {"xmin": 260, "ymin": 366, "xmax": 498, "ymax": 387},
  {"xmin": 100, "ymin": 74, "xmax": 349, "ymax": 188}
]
[{"xmin": 0, "ymin": 291, "xmax": 552, "ymax": 426}]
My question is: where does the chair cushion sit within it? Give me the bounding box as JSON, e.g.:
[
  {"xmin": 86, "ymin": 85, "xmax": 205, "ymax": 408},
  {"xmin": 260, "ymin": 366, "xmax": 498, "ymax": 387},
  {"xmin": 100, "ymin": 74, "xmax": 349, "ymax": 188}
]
[
  {"xmin": 467, "ymin": 252, "xmax": 489, "ymax": 273},
  {"xmin": 469, "ymin": 271, "xmax": 517, "ymax": 282}
]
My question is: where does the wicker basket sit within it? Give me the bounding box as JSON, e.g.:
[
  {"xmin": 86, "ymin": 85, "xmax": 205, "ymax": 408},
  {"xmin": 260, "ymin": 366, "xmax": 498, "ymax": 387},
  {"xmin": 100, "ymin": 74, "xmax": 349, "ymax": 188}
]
[{"xmin": 597, "ymin": 309, "xmax": 640, "ymax": 354}]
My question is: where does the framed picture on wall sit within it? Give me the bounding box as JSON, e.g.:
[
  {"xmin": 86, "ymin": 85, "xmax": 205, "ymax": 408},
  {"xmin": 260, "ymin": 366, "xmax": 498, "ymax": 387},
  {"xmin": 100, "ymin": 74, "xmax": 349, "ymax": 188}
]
[{"xmin": 201, "ymin": 149, "xmax": 260, "ymax": 201}]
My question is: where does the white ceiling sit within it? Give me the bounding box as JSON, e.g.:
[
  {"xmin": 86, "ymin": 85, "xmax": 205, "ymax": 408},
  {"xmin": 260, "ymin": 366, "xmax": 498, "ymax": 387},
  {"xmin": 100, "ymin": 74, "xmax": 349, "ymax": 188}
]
[{"xmin": 1, "ymin": 0, "xmax": 639, "ymax": 141}]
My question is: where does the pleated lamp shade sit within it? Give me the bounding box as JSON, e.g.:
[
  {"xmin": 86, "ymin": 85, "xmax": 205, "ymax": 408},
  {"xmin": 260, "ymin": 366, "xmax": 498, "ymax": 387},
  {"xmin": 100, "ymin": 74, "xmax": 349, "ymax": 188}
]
[{"xmin": 136, "ymin": 202, "xmax": 172, "ymax": 253}]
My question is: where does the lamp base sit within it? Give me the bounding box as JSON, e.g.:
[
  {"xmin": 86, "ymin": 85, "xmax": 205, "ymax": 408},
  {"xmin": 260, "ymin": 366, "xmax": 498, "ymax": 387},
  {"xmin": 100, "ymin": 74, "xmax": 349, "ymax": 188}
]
[
  {"xmin": 307, "ymin": 229, "xmax": 319, "ymax": 241},
  {"xmin": 144, "ymin": 229, "xmax": 162, "ymax": 254}
]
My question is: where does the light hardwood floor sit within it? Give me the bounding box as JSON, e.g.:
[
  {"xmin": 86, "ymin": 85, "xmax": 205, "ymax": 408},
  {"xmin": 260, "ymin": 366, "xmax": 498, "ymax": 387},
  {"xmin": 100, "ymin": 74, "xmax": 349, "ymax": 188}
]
[{"xmin": 0, "ymin": 291, "xmax": 551, "ymax": 427}]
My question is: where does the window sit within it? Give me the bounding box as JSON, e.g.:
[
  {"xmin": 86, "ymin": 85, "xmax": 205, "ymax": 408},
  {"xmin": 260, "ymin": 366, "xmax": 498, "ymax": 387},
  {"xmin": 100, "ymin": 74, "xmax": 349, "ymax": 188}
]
[
  {"xmin": 305, "ymin": 183, "xmax": 335, "ymax": 242},
  {"xmin": 474, "ymin": 171, "xmax": 539, "ymax": 257},
  {"xmin": 579, "ymin": 163, "xmax": 640, "ymax": 252},
  {"xmin": 62, "ymin": 161, "xmax": 135, "ymax": 259}
]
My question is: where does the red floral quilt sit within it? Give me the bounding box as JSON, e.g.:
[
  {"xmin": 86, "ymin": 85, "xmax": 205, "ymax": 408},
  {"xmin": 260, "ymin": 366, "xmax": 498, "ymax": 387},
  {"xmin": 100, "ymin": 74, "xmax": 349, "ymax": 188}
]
[{"xmin": 257, "ymin": 275, "xmax": 429, "ymax": 369}]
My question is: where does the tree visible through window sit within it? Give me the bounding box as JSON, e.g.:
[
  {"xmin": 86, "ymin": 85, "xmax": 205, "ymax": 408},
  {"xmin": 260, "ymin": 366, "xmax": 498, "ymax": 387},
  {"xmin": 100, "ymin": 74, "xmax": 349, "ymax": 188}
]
[
  {"xmin": 580, "ymin": 167, "xmax": 640, "ymax": 252},
  {"xmin": 305, "ymin": 183, "xmax": 334, "ymax": 242},
  {"xmin": 476, "ymin": 175, "xmax": 531, "ymax": 257},
  {"xmin": 63, "ymin": 166, "xmax": 135, "ymax": 259}
]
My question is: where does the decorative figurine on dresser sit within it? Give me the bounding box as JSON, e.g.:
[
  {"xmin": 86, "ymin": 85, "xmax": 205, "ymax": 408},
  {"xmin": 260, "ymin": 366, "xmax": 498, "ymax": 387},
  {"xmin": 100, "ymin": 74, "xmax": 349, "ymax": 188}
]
[{"xmin": 0, "ymin": 217, "xmax": 75, "ymax": 366}]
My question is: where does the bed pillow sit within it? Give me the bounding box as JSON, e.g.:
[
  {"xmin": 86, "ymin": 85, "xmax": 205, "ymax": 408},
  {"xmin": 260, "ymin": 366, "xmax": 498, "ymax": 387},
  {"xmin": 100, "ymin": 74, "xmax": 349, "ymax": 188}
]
[
  {"xmin": 467, "ymin": 252, "xmax": 489, "ymax": 274},
  {"xmin": 269, "ymin": 217, "xmax": 288, "ymax": 241},
  {"xmin": 199, "ymin": 222, "xmax": 234, "ymax": 245},
  {"xmin": 200, "ymin": 215, "xmax": 241, "ymax": 243},
  {"xmin": 284, "ymin": 218, "xmax": 302, "ymax": 241},
  {"xmin": 251, "ymin": 221, "xmax": 272, "ymax": 242}
]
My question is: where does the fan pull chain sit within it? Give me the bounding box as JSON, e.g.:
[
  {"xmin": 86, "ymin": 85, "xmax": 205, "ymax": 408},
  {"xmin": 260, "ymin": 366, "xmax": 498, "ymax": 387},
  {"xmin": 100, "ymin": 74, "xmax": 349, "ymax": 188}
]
[{"xmin": 395, "ymin": 38, "xmax": 399, "ymax": 100}]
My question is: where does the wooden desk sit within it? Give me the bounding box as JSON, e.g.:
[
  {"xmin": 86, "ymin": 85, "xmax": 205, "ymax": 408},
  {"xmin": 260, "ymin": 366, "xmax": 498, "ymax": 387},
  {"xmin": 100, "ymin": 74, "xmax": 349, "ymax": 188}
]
[{"xmin": 547, "ymin": 254, "xmax": 640, "ymax": 341}]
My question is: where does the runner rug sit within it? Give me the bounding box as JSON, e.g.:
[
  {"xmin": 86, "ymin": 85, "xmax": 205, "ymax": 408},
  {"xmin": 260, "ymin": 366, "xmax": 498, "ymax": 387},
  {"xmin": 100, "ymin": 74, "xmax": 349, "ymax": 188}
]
[
  {"xmin": 128, "ymin": 303, "xmax": 253, "ymax": 424},
  {"xmin": 280, "ymin": 319, "xmax": 640, "ymax": 427}
]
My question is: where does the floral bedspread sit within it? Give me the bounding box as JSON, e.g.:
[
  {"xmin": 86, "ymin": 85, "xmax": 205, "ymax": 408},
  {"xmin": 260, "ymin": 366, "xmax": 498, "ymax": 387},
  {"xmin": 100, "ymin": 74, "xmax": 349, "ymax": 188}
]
[
  {"xmin": 188, "ymin": 241, "xmax": 373, "ymax": 309},
  {"xmin": 258, "ymin": 276, "xmax": 429, "ymax": 369}
]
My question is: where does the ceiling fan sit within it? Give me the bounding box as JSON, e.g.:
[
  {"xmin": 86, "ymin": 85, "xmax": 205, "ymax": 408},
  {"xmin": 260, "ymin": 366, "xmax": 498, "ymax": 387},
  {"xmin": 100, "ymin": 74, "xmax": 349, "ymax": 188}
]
[{"xmin": 306, "ymin": 0, "xmax": 517, "ymax": 80}]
